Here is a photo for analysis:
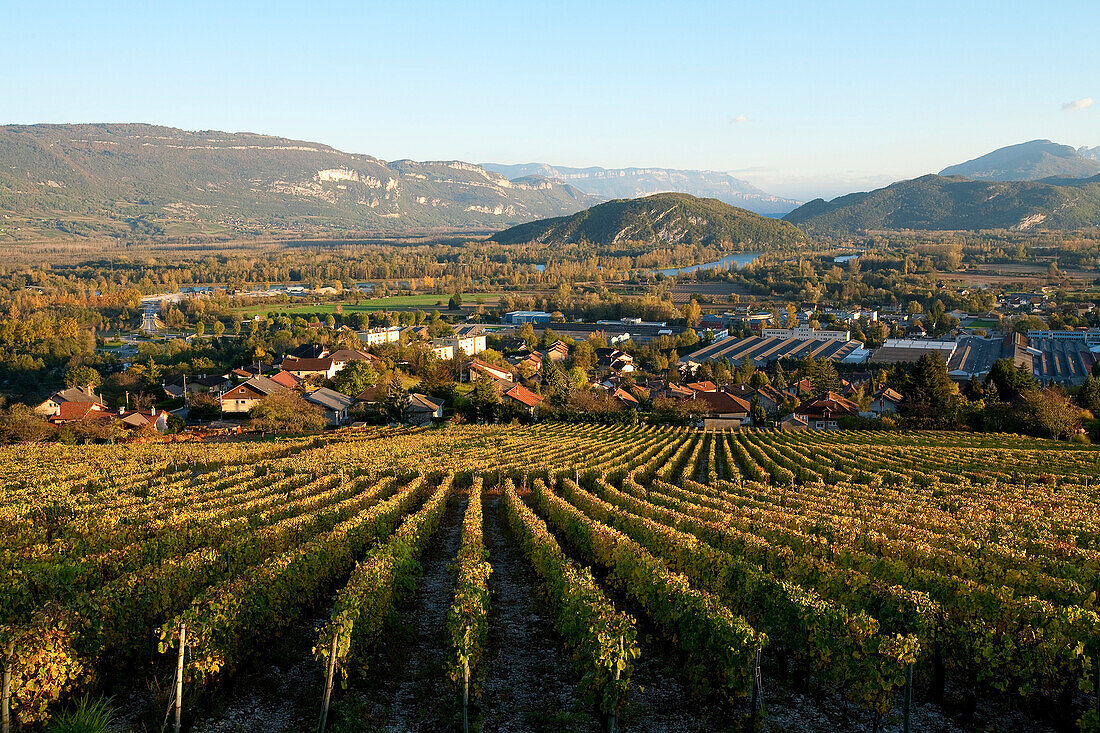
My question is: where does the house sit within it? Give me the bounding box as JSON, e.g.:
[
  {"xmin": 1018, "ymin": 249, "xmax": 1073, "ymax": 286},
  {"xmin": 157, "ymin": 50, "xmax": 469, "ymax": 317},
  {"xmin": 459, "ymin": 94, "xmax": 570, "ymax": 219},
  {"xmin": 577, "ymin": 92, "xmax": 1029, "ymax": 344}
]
[
  {"xmin": 220, "ymin": 376, "xmax": 287, "ymax": 414},
  {"xmin": 658, "ymin": 383, "xmax": 695, "ymax": 400},
  {"xmin": 407, "ymin": 393, "xmax": 445, "ymax": 425},
  {"xmin": 784, "ymin": 379, "xmax": 814, "ymax": 398},
  {"xmin": 503, "ymin": 383, "xmax": 543, "ymax": 416},
  {"xmin": 466, "ymin": 358, "xmax": 513, "ymax": 383},
  {"xmin": 779, "ymin": 412, "xmax": 809, "ymax": 431},
  {"xmin": 269, "ymin": 370, "xmax": 305, "ymax": 389},
  {"xmin": 328, "ymin": 349, "xmax": 382, "ymax": 371},
  {"xmin": 288, "ymin": 344, "xmax": 328, "ymax": 359},
  {"xmin": 280, "ymin": 357, "xmax": 338, "ymax": 380},
  {"xmin": 596, "ymin": 348, "xmax": 634, "ymax": 374},
  {"xmin": 353, "ymin": 385, "xmax": 382, "ymax": 406},
  {"xmin": 611, "ymin": 387, "xmax": 641, "ymax": 410},
  {"xmin": 695, "ymin": 391, "xmax": 751, "ymax": 429},
  {"xmin": 118, "ymin": 407, "xmax": 169, "ymax": 433},
  {"xmin": 753, "ymin": 384, "xmax": 787, "ymax": 416},
  {"xmin": 794, "ymin": 392, "xmax": 860, "ymax": 430},
  {"xmin": 686, "ymin": 381, "xmax": 717, "ymax": 394},
  {"xmin": 427, "ymin": 341, "xmax": 455, "ymax": 360},
  {"xmin": 546, "ymin": 341, "xmax": 570, "ymax": 362},
  {"xmin": 47, "ymin": 400, "xmax": 110, "ymax": 424},
  {"xmin": 357, "ymin": 326, "xmax": 402, "ymax": 347},
  {"xmin": 868, "ymin": 388, "xmax": 903, "ymax": 416},
  {"xmin": 515, "ymin": 351, "xmax": 543, "ymax": 375},
  {"xmin": 162, "ymin": 374, "xmax": 232, "ymax": 399},
  {"xmin": 34, "ymin": 385, "xmax": 107, "ymax": 417},
  {"xmin": 498, "ymin": 337, "xmax": 528, "ymax": 352},
  {"xmin": 304, "ymin": 387, "xmax": 353, "ymax": 426},
  {"xmin": 440, "ymin": 334, "xmax": 487, "ymax": 357}
]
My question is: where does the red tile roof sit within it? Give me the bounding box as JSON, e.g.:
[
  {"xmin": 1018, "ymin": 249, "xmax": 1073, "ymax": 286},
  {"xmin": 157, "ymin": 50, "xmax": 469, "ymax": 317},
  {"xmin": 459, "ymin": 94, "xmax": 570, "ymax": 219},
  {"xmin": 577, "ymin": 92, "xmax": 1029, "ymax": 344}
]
[
  {"xmin": 795, "ymin": 392, "xmax": 860, "ymax": 420},
  {"xmin": 280, "ymin": 357, "xmax": 334, "ymax": 373},
  {"xmin": 269, "ymin": 370, "xmax": 304, "ymax": 388},
  {"xmin": 695, "ymin": 391, "xmax": 750, "ymax": 415},
  {"xmin": 504, "ymin": 383, "xmax": 543, "ymax": 408},
  {"xmin": 686, "ymin": 381, "xmax": 717, "ymax": 393},
  {"xmin": 53, "ymin": 401, "xmax": 107, "ymax": 422}
]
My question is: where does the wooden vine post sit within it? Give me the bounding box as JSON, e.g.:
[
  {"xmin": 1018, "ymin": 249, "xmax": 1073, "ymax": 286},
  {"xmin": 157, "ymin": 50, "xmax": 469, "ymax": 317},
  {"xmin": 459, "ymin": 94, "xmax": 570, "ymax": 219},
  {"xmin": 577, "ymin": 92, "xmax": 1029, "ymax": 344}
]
[
  {"xmin": 608, "ymin": 635, "xmax": 623, "ymax": 733},
  {"xmin": 903, "ymin": 662, "xmax": 914, "ymax": 733},
  {"xmin": 174, "ymin": 622, "xmax": 187, "ymax": 733},
  {"xmin": 462, "ymin": 627, "xmax": 471, "ymax": 733},
  {"xmin": 2, "ymin": 640, "xmax": 13, "ymax": 733},
  {"xmin": 318, "ymin": 632, "xmax": 339, "ymax": 733},
  {"xmin": 748, "ymin": 643, "xmax": 762, "ymax": 730}
]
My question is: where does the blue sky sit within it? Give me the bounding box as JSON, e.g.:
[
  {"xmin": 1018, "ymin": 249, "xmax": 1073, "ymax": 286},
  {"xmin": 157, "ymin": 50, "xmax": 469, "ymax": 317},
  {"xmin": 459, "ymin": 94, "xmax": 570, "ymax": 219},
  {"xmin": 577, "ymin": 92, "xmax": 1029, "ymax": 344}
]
[{"xmin": 3, "ymin": 1, "xmax": 1097, "ymax": 199}]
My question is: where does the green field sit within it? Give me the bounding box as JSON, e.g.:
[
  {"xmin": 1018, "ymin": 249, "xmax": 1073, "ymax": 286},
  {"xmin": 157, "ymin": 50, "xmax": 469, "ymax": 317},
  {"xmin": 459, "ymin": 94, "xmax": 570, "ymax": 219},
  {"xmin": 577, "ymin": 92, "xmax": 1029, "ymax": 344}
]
[{"xmin": 232, "ymin": 292, "xmax": 500, "ymax": 316}]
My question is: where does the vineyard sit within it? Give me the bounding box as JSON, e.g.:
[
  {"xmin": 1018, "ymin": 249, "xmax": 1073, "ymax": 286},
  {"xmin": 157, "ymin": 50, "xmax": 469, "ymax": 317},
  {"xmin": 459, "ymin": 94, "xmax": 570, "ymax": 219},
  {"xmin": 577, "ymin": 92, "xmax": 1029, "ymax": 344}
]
[{"xmin": 1, "ymin": 425, "xmax": 1099, "ymax": 732}]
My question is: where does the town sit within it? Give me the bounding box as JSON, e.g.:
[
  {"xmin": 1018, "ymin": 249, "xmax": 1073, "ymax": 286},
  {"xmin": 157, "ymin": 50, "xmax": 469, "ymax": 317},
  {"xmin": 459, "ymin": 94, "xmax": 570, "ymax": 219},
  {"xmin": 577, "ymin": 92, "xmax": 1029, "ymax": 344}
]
[{"xmin": 24, "ymin": 273, "xmax": 1100, "ymax": 442}]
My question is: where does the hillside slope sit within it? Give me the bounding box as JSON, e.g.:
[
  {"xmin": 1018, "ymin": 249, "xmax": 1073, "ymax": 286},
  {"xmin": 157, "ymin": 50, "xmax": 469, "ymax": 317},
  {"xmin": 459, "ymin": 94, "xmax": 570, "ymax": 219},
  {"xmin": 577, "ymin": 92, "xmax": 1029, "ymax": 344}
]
[
  {"xmin": 0, "ymin": 123, "xmax": 598, "ymax": 240},
  {"xmin": 490, "ymin": 192, "xmax": 809, "ymax": 249},
  {"xmin": 939, "ymin": 140, "xmax": 1100, "ymax": 181},
  {"xmin": 784, "ymin": 174, "xmax": 1100, "ymax": 233},
  {"xmin": 481, "ymin": 162, "xmax": 800, "ymax": 215}
]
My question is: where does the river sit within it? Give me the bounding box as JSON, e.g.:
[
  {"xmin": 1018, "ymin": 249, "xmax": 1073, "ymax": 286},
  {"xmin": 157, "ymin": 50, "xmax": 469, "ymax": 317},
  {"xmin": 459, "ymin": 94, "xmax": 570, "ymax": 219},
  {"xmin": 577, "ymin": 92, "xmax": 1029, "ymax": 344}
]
[{"xmin": 655, "ymin": 251, "xmax": 761, "ymax": 277}]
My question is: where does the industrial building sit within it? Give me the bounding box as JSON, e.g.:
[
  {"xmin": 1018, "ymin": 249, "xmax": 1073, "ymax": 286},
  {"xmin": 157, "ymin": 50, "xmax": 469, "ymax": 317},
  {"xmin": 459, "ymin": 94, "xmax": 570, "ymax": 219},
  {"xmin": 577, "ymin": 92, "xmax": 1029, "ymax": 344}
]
[{"xmin": 680, "ymin": 334, "xmax": 869, "ymax": 367}]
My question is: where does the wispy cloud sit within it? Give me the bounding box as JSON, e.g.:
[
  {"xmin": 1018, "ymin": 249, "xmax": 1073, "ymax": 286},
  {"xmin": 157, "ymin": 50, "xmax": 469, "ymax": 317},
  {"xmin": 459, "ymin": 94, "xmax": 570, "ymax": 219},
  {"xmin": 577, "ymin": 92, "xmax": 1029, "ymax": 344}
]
[
  {"xmin": 1062, "ymin": 97, "xmax": 1093, "ymax": 111},
  {"xmin": 728, "ymin": 114, "xmax": 748, "ymax": 124}
]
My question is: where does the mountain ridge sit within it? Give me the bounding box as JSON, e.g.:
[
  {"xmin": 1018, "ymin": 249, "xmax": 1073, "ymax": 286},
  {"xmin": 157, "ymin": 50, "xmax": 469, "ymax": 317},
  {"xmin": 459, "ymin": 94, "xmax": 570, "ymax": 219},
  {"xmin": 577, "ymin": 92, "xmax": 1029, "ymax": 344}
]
[
  {"xmin": 939, "ymin": 139, "xmax": 1100, "ymax": 181},
  {"xmin": 481, "ymin": 162, "xmax": 800, "ymax": 216},
  {"xmin": 0, "ymin": 123, "xmax": 599, "ymax": 240},
  {"xmin": 783, "ymin": 173, "xmax": 1100, "ymax": 233}
]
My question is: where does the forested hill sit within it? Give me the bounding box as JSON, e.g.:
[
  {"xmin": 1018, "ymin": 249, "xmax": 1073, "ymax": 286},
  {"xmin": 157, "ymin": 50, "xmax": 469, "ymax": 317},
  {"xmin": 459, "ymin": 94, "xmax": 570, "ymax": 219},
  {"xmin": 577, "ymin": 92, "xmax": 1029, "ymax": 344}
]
[
  {"xmin": 783, "ymin": 174, "xmax": 1100, "ymax": 234},
  {"xmin": 0, "ymin": 123, "xmax": 598, "ymax": 241},
  {"xmin": 489, "ymin": 192, "xmax": 809, "ymax": 250}
]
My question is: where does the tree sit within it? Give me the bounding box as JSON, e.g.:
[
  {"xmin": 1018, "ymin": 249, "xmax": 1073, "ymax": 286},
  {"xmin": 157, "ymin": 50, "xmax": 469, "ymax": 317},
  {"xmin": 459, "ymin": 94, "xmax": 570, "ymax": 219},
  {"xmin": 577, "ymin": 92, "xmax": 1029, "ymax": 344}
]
[
  {"xmin": 517, "ymin": 323, "xmax": 536, "ymax": 350},
  {"xmin": 467, "ymin": 374, "xmax": 500, "ymax": 422},
  {"xmin": 985, "ymin": 359, "xmax": 1037, "ymax": 401},
  {"xmin": 333, "ymin": 360, "xmax": 378, "ymax": 397},
  {"xmin": 448, "ymin": 293, "xmax": 463, "ymax": 310},
  {"xmin": 187, "ymin": 392, "xmax": 222, "ymax": 421},
  {"xmin": 212, "ymin": 320, "xmax": 226, "ymax": 337},
  {"xmin": 904, "ymin": 353, "xmax": 960, "ymax": 424},
  {"xmin": 380, "ymin": 374, "xmax": 409, "ymax": 423},
  {"xmin": 542, "ymin": 360, "xmax": 573, "ymax": 407},
  {"xmin": 194, "ymin": 321, "xmax": 205, "ymax": 337},
  {"xmin": 773, "ymin": 363, "xmax": 789, "ymax": 390},
  {"xmin": 681, "ymin": 300, "xmax": 702, "ymax": 328},
  {"xmin": 1080, "ymin": 375, "xmax": 1100, "ymax": 415},
  {"xmin": 65, "ymin": 365, "xmax": 101, "ymax": 389},
  {"xmin": 0, "ymin": 404, "xmax": 52, "ymax": 443},
  {"xmin": 1022, "ymin": 388, "xmax": 1082, "ymax": 439},
  {"xmin": 249, "ymin": 391, "xmax": 326, "ymax": 435}
]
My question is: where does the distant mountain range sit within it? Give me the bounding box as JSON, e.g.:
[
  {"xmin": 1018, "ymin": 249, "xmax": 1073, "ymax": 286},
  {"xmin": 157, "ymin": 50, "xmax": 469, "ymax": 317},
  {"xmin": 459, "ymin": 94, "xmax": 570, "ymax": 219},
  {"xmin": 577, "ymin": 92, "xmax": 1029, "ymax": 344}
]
[
  {"xmin": 784, "ymin": 174, "xmax": 1100, "ymax": 234},
  {"xmin": 491, "ymin": 192, "xmax": 808, "ymax": 249},
  {"xmin": 481, "ymin": 163, "xmax": 800, "ymax": 216},
  {"xmin": 0, "ymin": 123, "xmax": 599, "ymax": 240},
  {"xmin": 939, "ymin": 139, "xmax": 1100, "ymax": 181},
  {"xmin": 5, "ymin": 125, "xmax": 1099, "ymax": 242}
]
